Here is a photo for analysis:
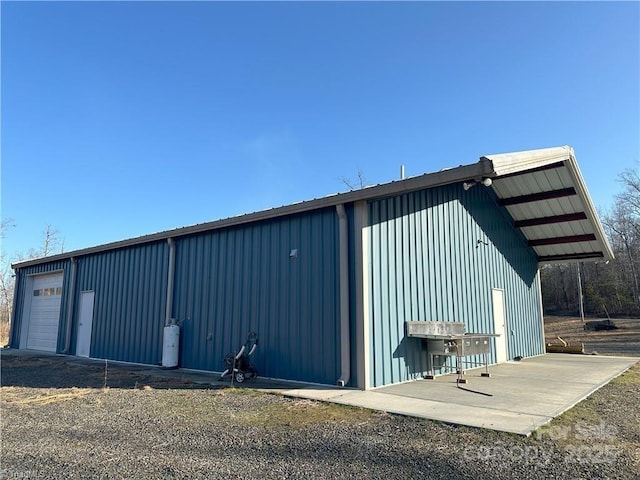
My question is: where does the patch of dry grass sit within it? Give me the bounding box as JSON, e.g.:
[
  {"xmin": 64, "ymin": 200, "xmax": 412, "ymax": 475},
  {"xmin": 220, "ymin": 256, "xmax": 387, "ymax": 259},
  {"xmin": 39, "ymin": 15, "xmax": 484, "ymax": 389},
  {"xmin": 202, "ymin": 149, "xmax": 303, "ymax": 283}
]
[
  {"xmin": 240, "ymin": 397, "xmax": 375, "ymax": 430},
  {"xmin": 604, "ymin": 361, "xmax": 639, "ymax": 385},
  {"xmin": 1, "ymin": 386, "xmax": 94, "ymax": 405},
  {"xmin": 0, "ymin": 321, "xmax": 10, "ymax": 346}
]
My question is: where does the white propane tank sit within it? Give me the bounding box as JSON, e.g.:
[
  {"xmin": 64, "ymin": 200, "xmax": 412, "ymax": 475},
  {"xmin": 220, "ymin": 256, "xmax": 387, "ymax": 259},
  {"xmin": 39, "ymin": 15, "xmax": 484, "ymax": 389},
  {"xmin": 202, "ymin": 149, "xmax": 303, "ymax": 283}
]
[{"xmin": 162, "ymin": 324, "xmax": 180, "ymax": 368}]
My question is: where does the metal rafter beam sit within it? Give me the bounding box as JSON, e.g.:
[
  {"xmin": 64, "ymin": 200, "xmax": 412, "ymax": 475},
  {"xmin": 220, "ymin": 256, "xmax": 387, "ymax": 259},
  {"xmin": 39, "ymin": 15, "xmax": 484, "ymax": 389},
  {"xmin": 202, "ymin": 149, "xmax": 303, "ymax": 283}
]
[
  {"xmin": 514, "ymin": 212, "xmax": 588, "ymax": 228},
  {"xmin": 498, "ymin": 187, "xmax": 576, "ymax": 206},
  {"xmin": 538, "ymin": 252, "xmax": 604, "ymax": 262},
  {"xmin": 528, "ymin": 234, "xmax": 596, "ymax": 247}
]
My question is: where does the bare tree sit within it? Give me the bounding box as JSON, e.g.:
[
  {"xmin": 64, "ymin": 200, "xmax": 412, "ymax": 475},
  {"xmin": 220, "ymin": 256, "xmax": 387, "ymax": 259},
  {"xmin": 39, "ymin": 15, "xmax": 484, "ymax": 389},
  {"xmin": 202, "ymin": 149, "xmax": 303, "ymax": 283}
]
[
  {"xmin": 598, "ymin": 168, "xmax": 640, "ymax": 312},
  {"xmin": 619, "ymin": 168, "xmax": 640, "ymax": 216},
  {"xmin": 0, "ymin": 223, "xmax": 65, "ymax": 344},
  {"xmin": 41, "ymin": 224, "xmax": 64, "ymax": 257},
  {"xmin": 541, "ymin": 166, "xmax": 640, "ymax": 317},
  {"xmin": 0, "ymin": 262, "xmax": 14, "ymax": 324},
  {"xmin": 340, "ymin": 170, "xmax": 368, "ymax": 191},
  {"xmin": 1, "ymin": 217, "xmax": 16, "ymax": 238},
  {"xmin": 0, "ymin": 218, "xmax": 17, "ymax": 343}
]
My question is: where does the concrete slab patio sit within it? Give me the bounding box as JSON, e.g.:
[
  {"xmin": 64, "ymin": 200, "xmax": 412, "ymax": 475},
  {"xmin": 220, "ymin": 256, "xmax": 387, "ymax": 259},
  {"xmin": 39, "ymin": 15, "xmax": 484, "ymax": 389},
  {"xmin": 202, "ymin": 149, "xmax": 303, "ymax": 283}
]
[{"xmin": 272, "ymin": 354, "xmax": 638, "ymax": 436}]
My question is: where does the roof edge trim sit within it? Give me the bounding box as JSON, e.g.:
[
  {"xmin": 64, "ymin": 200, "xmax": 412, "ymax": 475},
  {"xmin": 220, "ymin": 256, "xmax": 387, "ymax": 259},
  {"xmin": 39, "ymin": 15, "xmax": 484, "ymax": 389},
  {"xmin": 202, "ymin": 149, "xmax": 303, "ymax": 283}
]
[
  {"xmin": 561, "ymin": 151, "xmax": 615, "ymax": 261},
  {"xmin": 13, "ymin": 160, "xmax": 493, "ymax": 269},
  {"xmin": 481, "ymin": 145, "xmax": 575, "ymax": 177}
]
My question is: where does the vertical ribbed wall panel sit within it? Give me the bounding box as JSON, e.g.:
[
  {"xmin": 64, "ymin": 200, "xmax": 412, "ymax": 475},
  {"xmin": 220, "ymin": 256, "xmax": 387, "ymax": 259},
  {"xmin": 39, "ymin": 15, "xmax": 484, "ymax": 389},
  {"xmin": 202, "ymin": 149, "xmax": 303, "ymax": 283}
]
[
  {"xmin": 368, "ymin": 183, "xmax": 542, "ymax": 387},
  {"xmin": 173, "ymin": 207, "xmax": 341, "ymax": 385},
  {"xmin": 73, "ymin": 242, "xmax": 168, "ymax": 364},
  {"xmin": 11, "ymin": 260, "xmax": 71, "ymax": 350}
]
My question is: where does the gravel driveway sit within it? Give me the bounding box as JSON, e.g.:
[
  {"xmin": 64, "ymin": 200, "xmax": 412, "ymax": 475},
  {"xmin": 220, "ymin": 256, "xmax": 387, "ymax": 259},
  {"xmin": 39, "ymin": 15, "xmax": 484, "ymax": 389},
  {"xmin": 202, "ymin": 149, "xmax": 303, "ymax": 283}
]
[{"xmin": 1, "ymin": 352, "xmax": 638, "ymax": 480}]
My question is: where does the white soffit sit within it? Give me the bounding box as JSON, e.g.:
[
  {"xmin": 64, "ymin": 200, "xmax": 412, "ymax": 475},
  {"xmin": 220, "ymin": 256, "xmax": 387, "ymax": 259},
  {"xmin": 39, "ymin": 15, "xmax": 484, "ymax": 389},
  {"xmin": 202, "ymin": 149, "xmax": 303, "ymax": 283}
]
[{"xmin": 482, "ymin": 146, "xmax": 614, "ymax": 264}]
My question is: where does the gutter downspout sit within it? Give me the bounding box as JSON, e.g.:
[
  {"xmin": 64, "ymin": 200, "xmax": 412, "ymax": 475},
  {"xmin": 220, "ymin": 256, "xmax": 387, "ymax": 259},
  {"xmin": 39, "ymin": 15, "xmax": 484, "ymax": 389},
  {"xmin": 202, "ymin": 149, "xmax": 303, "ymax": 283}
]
[
  {"xmin": 335, "ymin": 204, "xmax": 350, "ymax": 386},
  {"xmin": 165, "ymin": 238, "xmax": 175, "ymax": 326},
  {"xmin": 61, "ymin": 257, "xmax": 77, "ymax": 354}
]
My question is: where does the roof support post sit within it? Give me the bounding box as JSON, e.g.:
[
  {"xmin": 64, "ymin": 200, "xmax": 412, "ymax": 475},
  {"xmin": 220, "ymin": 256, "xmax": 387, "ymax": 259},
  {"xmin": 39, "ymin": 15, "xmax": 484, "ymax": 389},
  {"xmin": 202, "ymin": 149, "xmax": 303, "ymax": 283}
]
[
  {"xmin": 335, "ymin": 204, "xmax": 350, "ymax": 387},
  {"xmin": 354, "ymin": 200, "xmax": 371, "ymax": 390},
  {"xmin": 536, "ymin": 268, "xmax": 545, "ymax": 353},
  {"xmin": 61, "ymin": 257, "xmax": 77, "ymax": 353}
]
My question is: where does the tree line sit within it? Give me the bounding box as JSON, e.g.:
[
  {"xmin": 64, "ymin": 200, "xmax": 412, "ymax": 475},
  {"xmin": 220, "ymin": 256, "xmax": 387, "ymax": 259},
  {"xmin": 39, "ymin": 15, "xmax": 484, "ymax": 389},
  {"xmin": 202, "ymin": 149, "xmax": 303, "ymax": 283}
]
[{"xmin": 541, "ymin": 168, "xmax": 640, "ymax": 318}]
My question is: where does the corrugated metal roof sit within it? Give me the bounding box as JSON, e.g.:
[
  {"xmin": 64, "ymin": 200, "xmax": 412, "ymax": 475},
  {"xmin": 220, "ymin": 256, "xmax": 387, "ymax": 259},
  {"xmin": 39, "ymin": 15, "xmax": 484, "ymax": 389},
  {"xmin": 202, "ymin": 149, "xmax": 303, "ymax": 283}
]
[
  {"xmin": 483, "ymin": 146, "xmax": 614, "ymax": 263},
  {"xmin": 13, "ymin": 145, "xmax": 612, "ymax": 268}
]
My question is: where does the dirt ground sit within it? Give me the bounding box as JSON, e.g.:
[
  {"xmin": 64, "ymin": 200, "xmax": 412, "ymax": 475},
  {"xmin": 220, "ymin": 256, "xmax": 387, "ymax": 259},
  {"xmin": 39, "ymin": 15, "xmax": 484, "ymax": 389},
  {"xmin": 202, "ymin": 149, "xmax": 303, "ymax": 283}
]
[
  {"xmin": 1, "ymin": 351, "xmax": 639, "ymax": 479},
  {"xmin": 0, "ymin": 316, "xmax": 638, "ymax": 479},
  {"xmin": 544, "ymin": 316, "xmax": 640, "ymax": 356}
]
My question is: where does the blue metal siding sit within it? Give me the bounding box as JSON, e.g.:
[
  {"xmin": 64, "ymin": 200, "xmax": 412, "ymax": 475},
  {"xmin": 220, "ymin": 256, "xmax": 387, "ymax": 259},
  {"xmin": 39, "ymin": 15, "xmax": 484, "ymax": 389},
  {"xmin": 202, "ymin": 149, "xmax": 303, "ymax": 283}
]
[
  {"xmin": 13, "ymin": 209, "xmax": 340, "ymax": 384},
  {"xmin": 12, "ymin": 181, "xmax": 541, "ymax": 389},
  {"xmin": 368, "ymin": 184, "xmax": 543, "ymax": 387},
  {"xmin": 173, "ymin": 208, "xmax": 341, "ymax": 384},
  {"xmin": 11, "ymin": 260, "xmax": 71, "ymax": 350},
  {"xmin": 73, "ymin": 242, "xmax": 168, "ymax": 364}
]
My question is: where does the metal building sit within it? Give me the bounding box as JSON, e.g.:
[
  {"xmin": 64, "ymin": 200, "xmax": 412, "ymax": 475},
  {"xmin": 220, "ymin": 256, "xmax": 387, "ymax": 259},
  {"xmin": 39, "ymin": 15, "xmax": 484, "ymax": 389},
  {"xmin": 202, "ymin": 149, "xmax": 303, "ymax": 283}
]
[{"xmin": 9, "ymin": 146, "xmax": 613, "ymax": 389}]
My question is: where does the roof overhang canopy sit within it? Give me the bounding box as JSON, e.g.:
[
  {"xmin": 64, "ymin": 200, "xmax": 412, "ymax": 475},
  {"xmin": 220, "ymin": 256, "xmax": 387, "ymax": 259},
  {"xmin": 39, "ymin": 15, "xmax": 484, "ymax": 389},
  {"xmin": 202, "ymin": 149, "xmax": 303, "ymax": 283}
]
[{"xmin": 481, "ymin": 146, "xmax": 614, "ymax": 264}]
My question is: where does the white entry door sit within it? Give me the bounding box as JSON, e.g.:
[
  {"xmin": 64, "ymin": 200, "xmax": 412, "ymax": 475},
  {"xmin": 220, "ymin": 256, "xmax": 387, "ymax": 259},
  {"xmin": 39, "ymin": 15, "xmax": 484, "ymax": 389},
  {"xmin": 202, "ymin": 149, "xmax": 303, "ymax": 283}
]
[
  {"xmin": 75, "ymin": 291, "xmax": 95, "ymax": 357},
  {"xmin": 492, "ymin": 288, "xmax": 508, "ymax": 363}
]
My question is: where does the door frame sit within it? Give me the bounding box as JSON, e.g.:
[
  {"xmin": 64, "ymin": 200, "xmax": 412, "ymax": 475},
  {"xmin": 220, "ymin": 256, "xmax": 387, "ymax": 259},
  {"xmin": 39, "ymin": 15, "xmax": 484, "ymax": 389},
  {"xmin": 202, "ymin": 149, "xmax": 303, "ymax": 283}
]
[
  {"xmin": 491, "ymin": 288, "xmax": 508, "ymax": 363},
  {"xmin": 19, "ymin": 271, "xmax": 64, "ymax": 351},
  {"xmin": 75, "ymin": 290, "xmax": 95, "ymax": 358}
]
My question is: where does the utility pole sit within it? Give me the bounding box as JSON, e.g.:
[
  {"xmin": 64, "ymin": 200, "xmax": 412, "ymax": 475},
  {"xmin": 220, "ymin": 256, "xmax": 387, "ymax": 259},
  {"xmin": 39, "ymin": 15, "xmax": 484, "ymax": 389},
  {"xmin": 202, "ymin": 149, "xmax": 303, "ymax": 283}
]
[{"xmin": 577, "ymin": 262, "xmax": 585, "ymax": 322}]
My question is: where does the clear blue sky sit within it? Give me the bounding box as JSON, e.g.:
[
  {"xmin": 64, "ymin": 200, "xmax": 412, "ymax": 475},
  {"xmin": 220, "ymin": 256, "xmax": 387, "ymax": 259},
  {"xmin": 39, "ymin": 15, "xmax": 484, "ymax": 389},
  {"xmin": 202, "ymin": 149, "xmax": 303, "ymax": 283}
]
[{"xmin": 1, "ymin": 1, "xmax": 639, "ymax": 261}]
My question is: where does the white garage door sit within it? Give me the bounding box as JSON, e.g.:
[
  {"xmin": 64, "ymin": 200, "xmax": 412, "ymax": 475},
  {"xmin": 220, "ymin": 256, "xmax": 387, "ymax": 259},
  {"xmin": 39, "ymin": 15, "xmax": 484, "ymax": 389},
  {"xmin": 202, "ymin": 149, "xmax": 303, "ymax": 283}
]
[{"xmin": 26, "ymin": 273, "xmax": 63, "ymax": 352}]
